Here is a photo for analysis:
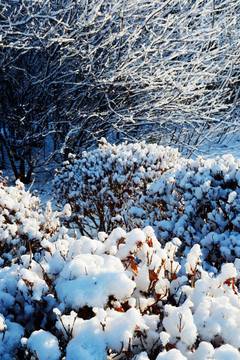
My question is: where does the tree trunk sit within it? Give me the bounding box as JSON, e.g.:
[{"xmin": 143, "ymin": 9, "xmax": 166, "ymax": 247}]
[{"xmin": 0, "ymin": 132, "xmax": 19, "ymax": 179}]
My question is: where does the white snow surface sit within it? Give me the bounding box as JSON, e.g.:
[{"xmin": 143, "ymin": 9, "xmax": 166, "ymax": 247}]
[{"xmin": 25, "ymin": 330, "xmax": 61, "ymax": 360}]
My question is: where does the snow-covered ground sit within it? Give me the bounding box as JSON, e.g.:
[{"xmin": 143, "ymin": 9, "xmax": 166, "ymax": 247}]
[{"xmin": 194, "ymin": 134, "xmax": 240, "ymax": 159}]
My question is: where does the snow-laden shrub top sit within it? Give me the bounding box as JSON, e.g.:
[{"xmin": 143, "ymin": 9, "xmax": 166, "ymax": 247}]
[
  {"xmin": 44, "ymin": 227, "xmax": 240, "ymax": 359},
  {"xmin": 0, "ymin": 173, "xmax": 71, "ymax": 268},
  {"xmin": 129, "ymin": 154, "xmax": 240, "ymax": 268},
  {"xmin": 54, "ymin": 139, "xmax": 179, "ymax": 235}
]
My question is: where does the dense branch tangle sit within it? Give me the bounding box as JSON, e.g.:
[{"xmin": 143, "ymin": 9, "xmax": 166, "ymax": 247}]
[{"xmin": 0, "ymin": 0, "xmax": 240, "ymax": 181}]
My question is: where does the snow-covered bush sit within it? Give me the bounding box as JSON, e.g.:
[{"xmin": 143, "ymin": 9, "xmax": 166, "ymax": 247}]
[
  {"xmin": 54, "ymin": 139, "xmax": 179, "ymax": 235},
  {"xmin": 13, "ymin": 222, "xmax": 240, "ymax": 359},
  {"xmin": 0, "ymin": 173, "xmax": 71, "ymax": 267},
  {"xmin": 0, "ymin": 175, "xmax": 71, "ymax": 359},
  {"xmin": 127, "ymin": 154, "xmax": 240, "ymax": 269},
  {"xmin": 23, "ymin": 224, "xmax": 195, "ymax": 359},
  {"xmin": 54, "ymin": 142, "xmax": 240, "ymax": 269}
]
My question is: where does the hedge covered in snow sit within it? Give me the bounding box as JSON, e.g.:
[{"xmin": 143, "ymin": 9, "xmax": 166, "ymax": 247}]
[
  {"xmin": 55, "ymin": 141, "xmax": 240, "ymax": 270},
  {"xmin": 54, "ymin": 139, "xmax": 179, "ymax": 236},
  {"xmin": 127, "ymin": 154, "xmax": 240, "ymax": 270},
  {"xmin": 2, "ymin": 144, "xmax": 240, "ymax": 359}
]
